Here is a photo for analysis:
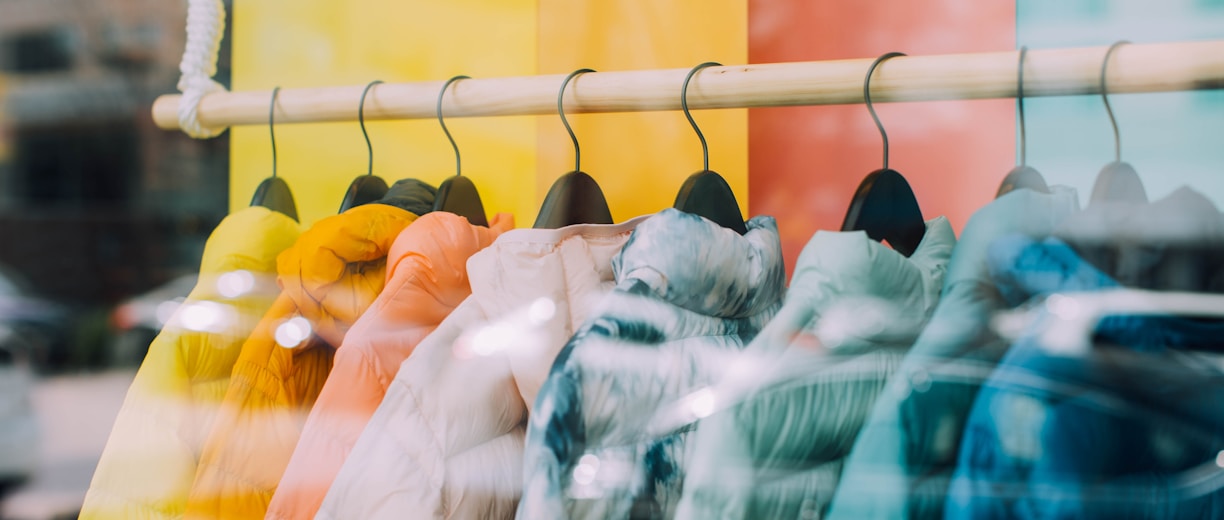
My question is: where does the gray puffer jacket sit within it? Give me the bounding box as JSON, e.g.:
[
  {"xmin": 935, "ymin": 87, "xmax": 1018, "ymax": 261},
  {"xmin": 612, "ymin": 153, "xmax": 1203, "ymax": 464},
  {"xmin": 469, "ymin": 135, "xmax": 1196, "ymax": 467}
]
[
  {"xmin": 676, "ymin": 217, "xmax": 955, "ymax": 520},
  {"xmin": 517, "ymin": 209, "xmax": 787, "ymax": 520}
]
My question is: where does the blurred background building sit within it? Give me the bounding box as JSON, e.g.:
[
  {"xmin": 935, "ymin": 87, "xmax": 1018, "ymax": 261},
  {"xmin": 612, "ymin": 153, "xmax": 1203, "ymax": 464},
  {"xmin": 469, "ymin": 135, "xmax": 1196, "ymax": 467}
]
[{"xmin": 0, "ymin": 0, "xmax": 230, "ymax": 371}]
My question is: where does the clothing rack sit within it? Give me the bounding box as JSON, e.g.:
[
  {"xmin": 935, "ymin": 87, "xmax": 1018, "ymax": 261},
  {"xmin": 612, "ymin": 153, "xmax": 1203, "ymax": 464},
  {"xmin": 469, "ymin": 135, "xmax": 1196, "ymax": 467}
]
[{"xmin": 151, "ymin": 40, "xmax": 1224, "ymax": 132}]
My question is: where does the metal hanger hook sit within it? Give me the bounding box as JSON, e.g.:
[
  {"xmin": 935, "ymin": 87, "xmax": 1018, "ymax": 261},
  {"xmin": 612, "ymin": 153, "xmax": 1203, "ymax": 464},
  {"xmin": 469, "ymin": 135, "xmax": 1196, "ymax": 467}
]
[
  {"xmin": 1017, "ymin": 47, "xmax": 1028, "ymax": 167},
  {"xmin": 269, "ymin": 86, "xmax": 280, "ymax": 179},
  {"xmin": 359, "ymin": 80, "xmax": 383, "ymax": 176},
  {"xmin": 558, "ymin": 68, "xmax": 596, "ymax": 172},
  {"xmin": 864, "ymin": 52, "xmax": 906, "ymax": 170},
  {"xmin": 1101, "ymin": 40, "xmax": 1130, "ymax": 163},
  {"xmin": 682, "ymin": 62, "xmax": 721, "ymax": 172},
  {"xmin": 438, "ymin": 75, "xmax": 471, "ymax": 177}
]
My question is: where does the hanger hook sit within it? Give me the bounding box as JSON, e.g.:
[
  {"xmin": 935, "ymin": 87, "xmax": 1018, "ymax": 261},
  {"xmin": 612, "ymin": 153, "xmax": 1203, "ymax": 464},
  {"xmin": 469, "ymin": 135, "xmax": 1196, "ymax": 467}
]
[
  {"xmin": 682, "ymin": 62, "xmax": 721, "ymax": 172},
  {"xmin": 1016, "ymin": 47, "xmax": 1028, "ymax": 167},
  {"xmin": 359, "ymin": 80, "xmax": 383, "ymax": 177},
  {"xmin": 864, "ymin": 52, "xmax": 906, "ymax": 170},
  {"xmin": 558, "ymin": 68, "xmax": 596, "ymax": 172},
  {"xmin": 438, "ymin": 75, "xmax": 471, "ymax": 177},
  {"xmin": 269, "ymin": 86, "xmax": 280, "ymax": 179},
  {"xmin": 1101, "ymin": 40, "xmax": 1129, "ymax": 163}
]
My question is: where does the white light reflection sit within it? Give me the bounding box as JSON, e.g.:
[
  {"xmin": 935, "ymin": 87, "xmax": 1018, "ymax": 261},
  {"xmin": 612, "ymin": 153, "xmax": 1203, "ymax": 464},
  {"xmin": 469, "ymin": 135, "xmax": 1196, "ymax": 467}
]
[
  {"xmin": 469, "ymin": 324, "xmax": 512, "ymax": 357},
  {"xmin": 1047, "ymin": 294, "xmax": 1082, "ymax": 320},
  {"xmin": 528, "ymin": 298, "xmax": 556, "ymax": 324},
  {"xmin": 156, "ymin": 300, "xmax": 182, "ymax": 325},
  {"xmin": 275, "ymin": 317, "xmax": 312, "ymax": 348},
  {"xmin": 688, "ymin": 388, "xmax": 717, "ymax": 419},
  {"xmin": 179, "ymin": 301, "xmax": 228, "ymax": 332},
  {"xmin": 217, "ymin": 270, "xmax": 256, "ymax": 298},
  {"xmin": 454, "ymin": 298, "xmax": 556, "ymax": 359},
  {"xmin": 1217, "ymin": 450, "xmax": 1224, "ymax": 469},
  {"xmin": 572, "ymin": 454, "xmax": 600, "ymax": 485}
]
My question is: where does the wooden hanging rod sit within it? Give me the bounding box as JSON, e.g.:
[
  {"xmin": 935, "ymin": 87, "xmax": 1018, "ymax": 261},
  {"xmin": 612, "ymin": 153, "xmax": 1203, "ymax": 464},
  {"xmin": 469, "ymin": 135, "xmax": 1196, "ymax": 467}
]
[{"xmin": 152, "ymin": 40, "xmax": 1224, "ymax": 132}]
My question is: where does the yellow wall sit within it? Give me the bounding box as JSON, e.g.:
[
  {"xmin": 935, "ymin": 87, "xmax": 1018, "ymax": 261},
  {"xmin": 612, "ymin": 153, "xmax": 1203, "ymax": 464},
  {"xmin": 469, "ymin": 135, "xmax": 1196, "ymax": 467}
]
[
  {"xmin": 536, "ymin": 1, "xmax": 748, "ymax": 221},
  {"xmin": 231, "ymin": 0, "xmax": 747, "ymax": 227}
]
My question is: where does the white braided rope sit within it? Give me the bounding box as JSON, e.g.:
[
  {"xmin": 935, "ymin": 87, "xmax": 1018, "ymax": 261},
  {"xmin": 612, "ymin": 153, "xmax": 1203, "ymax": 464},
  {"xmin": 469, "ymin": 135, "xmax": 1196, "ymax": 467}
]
[{"xmin": 176, "ymin": 0, "xmax": 228, "ymax": 138}]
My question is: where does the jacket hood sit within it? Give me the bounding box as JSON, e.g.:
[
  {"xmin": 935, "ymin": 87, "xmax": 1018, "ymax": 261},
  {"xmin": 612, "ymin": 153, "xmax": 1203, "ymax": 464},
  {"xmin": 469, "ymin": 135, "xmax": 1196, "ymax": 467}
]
[
  {"xmin": 276, "ymin": 202, "xmax": 422, "ymax": 347},
  {"xmin": 199, "ymin": 206, "xmax": 301, "ymax": 276},
  {"xmin": 465, "ymin": 216, "xmax": 648, "ymax": 328},
  {"xmin": 612, "ymin": 209, "xmax": 786, "ymax": 319},
  {"xmin": 381, "ymin": 211, "xmax": 515, "ymax": 326},
  {"xmin": 780, "ymin": 216, "xmax": 956, "ymax": 351}
]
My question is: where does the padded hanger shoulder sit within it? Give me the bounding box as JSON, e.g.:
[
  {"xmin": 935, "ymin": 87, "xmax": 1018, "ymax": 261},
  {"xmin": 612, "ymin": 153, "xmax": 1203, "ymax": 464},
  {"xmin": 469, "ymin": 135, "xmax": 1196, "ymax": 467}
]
[
  {"xmin": 1089, "ymin": 42, "xmax": 1147, "ymax": 207},
  {"xmin": 253, "ymin": 86, "xmax": 298, "ymax": 221},
  {"xmin": 340, "ymin": 80, "xmax": 393, "ymax": 213},
  {"xmin": 672, "ymin": 63, "xmax": 747, "ymax": 234},
  {"xmin": 250, "ymin": 176, "xmax": 299, "ymax": 221},
  {"xmin": 996, "ymin": 48, "xmax": 1051, "ymax": 199},
  {"xmin": 842, "ymin": 53, "xmax": 926, "ymax": 257},
  {"xmin": 434, "ymin": 175, "xmax": 488, "ymax": 226},
  {"xmin": 533, "ymin": 171, "xmax": 613, "ymax": 229},
  {"xmin": 1089, "ymin": 160, "xmax": 1146, "ymax": 206},
  {"xmin": 339, "ymin": 175, "xmax": 390, "ymax": 212},
  {"xmin": 431, "ymin": 76, "xmax": 489, "ymax": 226},
  {"xmin": 841, "ymin": 168, "xmax": 926, "ymax": 257},
  {"xmin": 996, "ymin": 165, "xmax": 1050, "ymax": 198},
  {"xmin": 536, "ymin": 69, "xmax": 614, "ymax": 229},
  {"xmin": 674, "ymin": 170, "xmax": 747, "ymax": 234}
]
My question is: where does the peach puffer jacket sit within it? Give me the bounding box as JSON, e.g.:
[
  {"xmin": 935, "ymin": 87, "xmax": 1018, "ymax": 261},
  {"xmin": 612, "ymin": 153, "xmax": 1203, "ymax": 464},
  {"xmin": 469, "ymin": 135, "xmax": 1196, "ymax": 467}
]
[
  {"xmin": 184, "ymin": 201, "xmax": 422, "ymax": 520},
  {"xmin": 265, "ymin": 211, "xmax": 514, "ymax": 520},
  {"xmin": 80, "ymin": 206, "xmax": 300, "ymax": 520}
]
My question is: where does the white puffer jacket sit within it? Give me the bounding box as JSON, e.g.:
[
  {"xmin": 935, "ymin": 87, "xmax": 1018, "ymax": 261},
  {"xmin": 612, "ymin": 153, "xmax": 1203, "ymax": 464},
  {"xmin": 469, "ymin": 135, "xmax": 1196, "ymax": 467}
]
[{"xmin": 315, "ymin": 217, "xmax": 646, "ymax": 520}]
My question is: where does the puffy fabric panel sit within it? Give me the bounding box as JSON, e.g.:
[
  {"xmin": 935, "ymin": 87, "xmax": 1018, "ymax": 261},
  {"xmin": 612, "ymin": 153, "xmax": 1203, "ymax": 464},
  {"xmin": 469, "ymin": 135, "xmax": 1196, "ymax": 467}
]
[
  {"xmin": 185, "ymin": 203, "xmax": 419, "ymax": 520},
  {"xmin": 80, "ymin": 207, "xmax": 300, "ymax": 520}
]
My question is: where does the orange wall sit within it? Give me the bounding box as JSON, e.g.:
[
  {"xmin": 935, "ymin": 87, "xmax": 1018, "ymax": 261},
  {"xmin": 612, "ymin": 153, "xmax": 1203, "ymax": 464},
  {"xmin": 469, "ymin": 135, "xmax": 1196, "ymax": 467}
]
[{"xmin": 748, "ymin": 2, "xmax": 1016, "ymax": 272}]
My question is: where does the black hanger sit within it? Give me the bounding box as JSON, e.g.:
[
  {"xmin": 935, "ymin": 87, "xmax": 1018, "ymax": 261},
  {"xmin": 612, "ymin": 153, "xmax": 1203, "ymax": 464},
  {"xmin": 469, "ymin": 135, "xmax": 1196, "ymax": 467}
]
[
  {"xmin": 673, "ymin": 62, "xmax": 748, "ymax": 235},
  {"xmin": 431, "ymin": 75, "xmax": 488, "ymax": 226},
  {"xmin": 249, "ymin": 86, "xmax": 299, "ymax": 221},
  {"xmin": 533, "ymin": 68, "xmax": 614, "ymax": 229},
  {"xmin": 840, "ymin": 52, "xmax": 926, "ymax": 257},
  {"xmin": 1088, "ymin": 41, "xmax": 1146, "ymax": 206},
  {"xmin": 996, "ymin": 47, "xmax": 1050, "ymax": 198},
  {"xmin": 339, "ymin": 80, "xmax": 391, "ymax": 213}
]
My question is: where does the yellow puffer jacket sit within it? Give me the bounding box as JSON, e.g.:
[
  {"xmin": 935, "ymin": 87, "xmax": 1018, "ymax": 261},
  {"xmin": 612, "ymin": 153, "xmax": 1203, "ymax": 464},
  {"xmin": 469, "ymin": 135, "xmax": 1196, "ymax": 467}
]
[
  {"xmin": 184, "ymin": 202, "xmax": 420, "ymax": 520},
  {"xmin": 80, "ymin": 206, "xmax": 301, "ymax": 520}
]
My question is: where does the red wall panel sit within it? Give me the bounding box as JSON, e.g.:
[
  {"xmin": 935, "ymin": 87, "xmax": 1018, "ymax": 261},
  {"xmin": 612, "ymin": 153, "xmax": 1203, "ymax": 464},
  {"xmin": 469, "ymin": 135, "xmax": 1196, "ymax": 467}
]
[{"xmin": 748, "ymin": 1, "xmax": 1016, "ymax": 274}]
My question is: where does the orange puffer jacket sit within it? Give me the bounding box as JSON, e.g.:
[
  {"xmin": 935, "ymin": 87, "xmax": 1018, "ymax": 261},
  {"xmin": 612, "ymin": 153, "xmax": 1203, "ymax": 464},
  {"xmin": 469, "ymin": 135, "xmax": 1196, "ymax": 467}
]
[
  {"xmin": 265, "ymin": 211, "xmax": 514, "ymax": 520},
  {"xmin": 184, "ymin": 202, "xmax": 421, "ymax": 520}
]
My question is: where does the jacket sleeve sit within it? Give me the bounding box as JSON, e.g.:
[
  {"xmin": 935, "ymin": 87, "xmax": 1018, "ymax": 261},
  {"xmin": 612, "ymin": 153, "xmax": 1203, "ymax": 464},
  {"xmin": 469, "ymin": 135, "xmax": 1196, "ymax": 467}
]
[
  {"xmin": 79, "ymin": 327, "xmax": 197, "ymax": 520},
  {"xmin": 826, "ymin": 278, "xmax": 1002, "ymax": 520},
  {"xmin": 677, "ymin": 347, "xmax": 905, "ymax": 520},
  {"xmin": 184, "ymin": 295, "xmax": 330, "ymax": 520},
  {"xmin": 264, "ymin": 339, "xmax": 384, "ymax": 520},
  {"xmin": 81, "ymin": 282, "xmax": 277, "ymax": 520},
  {"xmin": 517, "ymin": 339, "xmax": 586, "ymax": 520}
]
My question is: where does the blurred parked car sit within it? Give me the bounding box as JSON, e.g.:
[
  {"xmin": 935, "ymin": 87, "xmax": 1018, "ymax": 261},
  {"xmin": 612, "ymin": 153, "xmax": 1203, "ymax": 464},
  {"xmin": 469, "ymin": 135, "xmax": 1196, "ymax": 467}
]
[
  {"xmin": 0, "ymin": 323, "xmax": 39, "ymax": 497},
  {"xmin": 109, "ymin": 274, "xmax": 197, "ymax": 366},
  {"xmin": 0, "ymin": 264, "xmax": 69, "ymax": 373}
]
